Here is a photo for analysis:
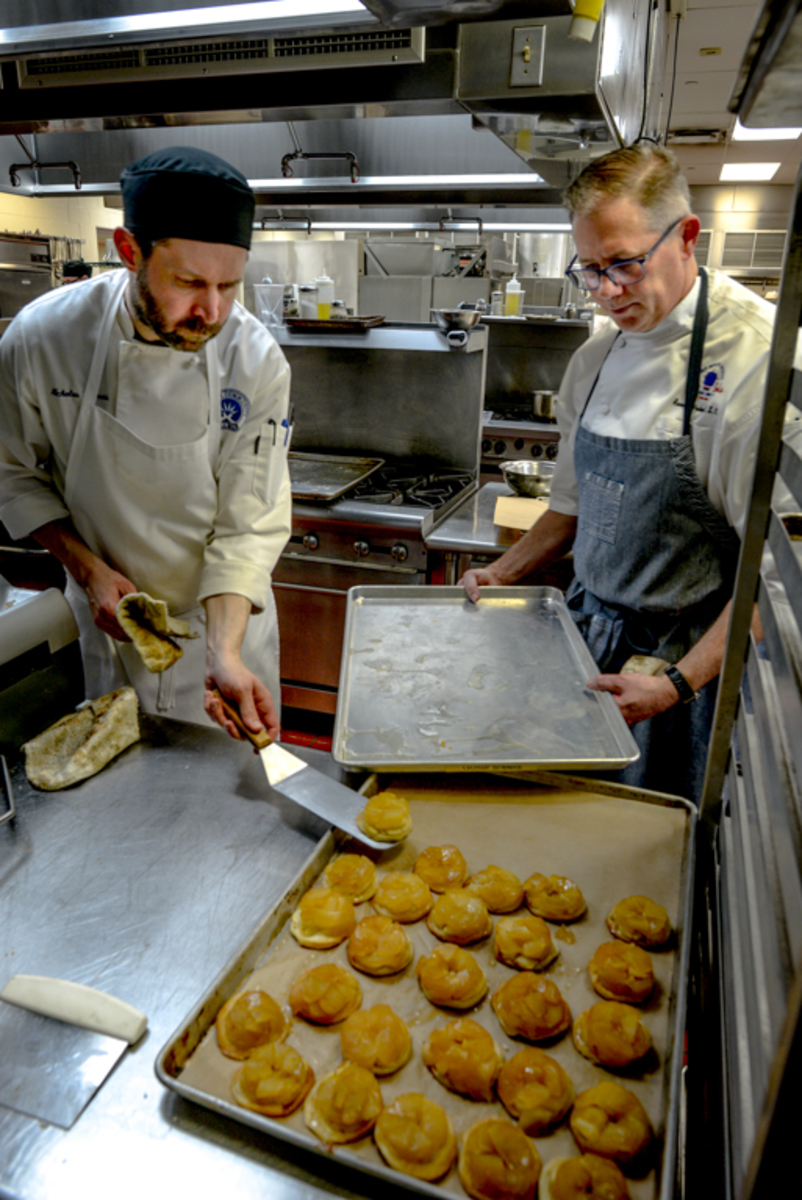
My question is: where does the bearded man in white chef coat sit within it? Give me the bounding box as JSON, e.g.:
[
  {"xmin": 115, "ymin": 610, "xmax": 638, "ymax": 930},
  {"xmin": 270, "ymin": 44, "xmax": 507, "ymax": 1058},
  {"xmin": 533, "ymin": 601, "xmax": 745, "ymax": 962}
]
[
  {"xmin": 0, "ymin": 146, "xmax": 291, "ymax": 742},
  {"xmin": 462, "ymin": 143, "xmax": 775, "ymax": 802}
]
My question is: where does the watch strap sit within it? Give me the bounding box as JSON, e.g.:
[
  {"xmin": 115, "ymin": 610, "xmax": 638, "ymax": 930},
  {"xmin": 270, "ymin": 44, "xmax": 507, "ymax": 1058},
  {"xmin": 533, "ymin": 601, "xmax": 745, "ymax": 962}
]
[{"xmin": 664, "ymin": 664, "xmax": 698, "ymax": 704}]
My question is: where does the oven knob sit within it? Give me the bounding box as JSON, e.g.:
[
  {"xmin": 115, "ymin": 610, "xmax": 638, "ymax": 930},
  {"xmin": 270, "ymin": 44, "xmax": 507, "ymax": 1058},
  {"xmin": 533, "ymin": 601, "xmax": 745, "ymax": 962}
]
[
  {"xmin": 302, "ymin": 533, "xmax": 319, "ymax": 551},
  {"xmin": 391, "ymin": 542, "xmax": 408, "ymax": 562},
  {"xmin": 354, "ymin": 540, "xmax": 370, "ymax": 557},
  {"xmin": 546, "ymin": 443, "xmax": 558, "ymax": 460},
  {"xmin": 494, "ymin": 440, "xmax": 506, "ymax": 455},
  {"xmin": 514, "ymin": 438, "xmax": 525, "ymax": 451},
  {"xmin": 530, "ymin": 443, "xmax": 543, "ymax": 459},
  {"xmin": 481, "ymin": 438, "xmax": 492, "ymax": 454}
]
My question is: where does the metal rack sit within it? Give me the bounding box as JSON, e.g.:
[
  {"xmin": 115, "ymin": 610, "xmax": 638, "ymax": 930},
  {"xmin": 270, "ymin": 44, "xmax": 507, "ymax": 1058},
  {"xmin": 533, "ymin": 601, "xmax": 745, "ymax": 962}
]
[{"xmin": 688, "ymin": 145, "xmax": 802, "ymax": 1199}]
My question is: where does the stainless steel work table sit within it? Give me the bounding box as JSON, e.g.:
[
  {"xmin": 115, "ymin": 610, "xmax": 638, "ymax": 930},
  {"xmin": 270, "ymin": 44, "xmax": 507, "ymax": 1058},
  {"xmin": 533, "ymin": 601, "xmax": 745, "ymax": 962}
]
[
  {"xmin": 0, "ymin": 717, "xmax": 419, "ymax": 1200},
  {"xmin": 424, "ymin": 482, "xmax": 524, "ymax": 583},
  {"xmin": 425, "ymin": 483, "xmax": 574, "ymax": 592}
]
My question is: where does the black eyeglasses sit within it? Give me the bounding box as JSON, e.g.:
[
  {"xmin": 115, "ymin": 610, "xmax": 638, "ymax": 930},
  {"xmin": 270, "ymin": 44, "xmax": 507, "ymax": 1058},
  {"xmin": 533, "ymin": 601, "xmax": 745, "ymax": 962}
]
[{"xmin": 564, "ymin": 215, "xmax": 685, "ymax": 293}]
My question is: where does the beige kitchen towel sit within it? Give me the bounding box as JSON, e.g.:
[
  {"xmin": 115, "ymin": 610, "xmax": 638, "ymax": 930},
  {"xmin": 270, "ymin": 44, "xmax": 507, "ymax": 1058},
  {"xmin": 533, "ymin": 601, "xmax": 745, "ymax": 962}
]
[
  {"xmin": 116, "ymin": 591, "xmax": 199, "ymax": 673},
  {"xmin": 23, "ymin": 686, "xmax": 140, "ymax": 791}
]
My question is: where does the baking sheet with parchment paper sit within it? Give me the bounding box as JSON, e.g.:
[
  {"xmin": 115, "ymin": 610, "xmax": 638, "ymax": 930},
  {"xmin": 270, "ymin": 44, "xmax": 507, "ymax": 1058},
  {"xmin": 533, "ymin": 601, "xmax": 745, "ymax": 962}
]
[{"xmin": 173, "ymin": 778, "xmax": 692, "ymax": 1200}]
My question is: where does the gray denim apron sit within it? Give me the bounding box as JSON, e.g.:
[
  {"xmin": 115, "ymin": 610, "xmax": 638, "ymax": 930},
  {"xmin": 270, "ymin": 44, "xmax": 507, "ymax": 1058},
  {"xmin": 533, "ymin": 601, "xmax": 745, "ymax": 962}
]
[{"xmin": 565, "ymin": 269, "xmax": 741, "ymax": 801}]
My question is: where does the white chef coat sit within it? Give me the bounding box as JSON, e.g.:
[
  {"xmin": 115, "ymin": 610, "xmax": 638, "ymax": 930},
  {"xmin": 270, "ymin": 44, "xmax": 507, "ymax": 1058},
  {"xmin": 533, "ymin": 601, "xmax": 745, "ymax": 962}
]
[
  {"xmin": 549, "ymin": 269, "xmax": 776, "ymax": 538},
  {"xmin": 0, "ymin": 269, "xmax": 292, "ymax": 718}
]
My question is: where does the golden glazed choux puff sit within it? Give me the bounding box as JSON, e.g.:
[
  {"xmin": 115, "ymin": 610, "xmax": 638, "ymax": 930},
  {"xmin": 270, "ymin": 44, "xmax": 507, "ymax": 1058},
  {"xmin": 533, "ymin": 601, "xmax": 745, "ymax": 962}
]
[
  {"xmin": 216, "ymin": 989, "xmax": 287, "ymax": 1060},
  {"xmin": 464, "ymin": 865, "xmax": 524, "ymax": 913},
  {"xmin": 540, "ymin": 1154, "xmax": 630, "ymax": 1200},
  {"xmin": 417, "ymin": 944, "xmax": 489, "ymax": 1010},
  {"xmin": 606, "ymin": 895, "xmax": 672, "ymax": 948},
  {"xmin": 491, "ymin": 973, "xmax": 571, "ymax": 1043},
  {"xmin": 569, "ymin": 1082, "xmax": 652, "ymax": 1164},
  {"xmin": 231, "ymin": 1042, "xmax": 314, "ymax": 1117},
  {"xmin": 414, "ymin": 844, "xmax": 468, "ymax": 893},
  {"xmin": 290, "ymin": 887, "xmax": 357, "ymax": 949},
  {"xmin": 589, "ymin": 942, "xmax": 655, "ymax": 1004},
  {"xmin": 494, "ymin": 913, "xmax": 558, "ymax": 972},
  {"xmin": 427, "ymin": 889, "xmax": 493, "ymax": 945},
  {"xmin": 322, "ymin": 854, "xmax": 377, "ymax": 903},
  {"xmin": 374, "ymin": 1093, "xmax": 457, "ymax": 1182},
  {"xmin": 496, "ymin": 1047, "xmax": 574, "ymax": 1136},
  {"xmin": 422, "ymin": 1017, "xmax": 504, "ymax": 1102},
  {"xmin": 524, "ymin": 873, "xmax": 587, "ymax": 923},
  {"xmin": 372, "ymin": 871, "xmax": 433, "ymax": 923},
  {"xmin": 573, "ymin": 1001, "xmax": 653, "ymax": 1069},
  {"xmin": 289, "ymin": 962, "xmax": 362, "ymax": 1025},
  {"xmin": 347, "ymin": 913, "xmax": 414, "ymax": 977},
  {"xmin": 357, "ymin": 790, "xmax": 413, "ymax": 842},
  {"xmin": 458, "ymin": 1117, "xmax": 542, "ymax": 1200},
  {"xmin": 304, "ymin": 1061, "xmax": 383, "ymax": 1144},
  {"xmin": 340, "ymin": 1004, "xmax": 412, "ymax": 1076}
]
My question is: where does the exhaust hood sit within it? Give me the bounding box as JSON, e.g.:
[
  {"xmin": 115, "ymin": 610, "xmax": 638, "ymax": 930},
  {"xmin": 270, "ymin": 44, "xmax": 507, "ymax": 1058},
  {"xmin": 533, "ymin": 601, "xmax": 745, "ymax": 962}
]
[{"xmin": 0, "ymin": 0, "xmax": 656, "ymax": 206}]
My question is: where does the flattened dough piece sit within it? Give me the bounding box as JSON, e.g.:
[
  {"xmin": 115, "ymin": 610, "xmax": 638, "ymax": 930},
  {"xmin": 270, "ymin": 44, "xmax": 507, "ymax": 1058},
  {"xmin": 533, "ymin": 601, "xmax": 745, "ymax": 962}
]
[
  {"xmin": 116, "ymin": 591, "xmax": 199, "ymax": 673},
  {"xmin": 23, "ymin": 687, "xmax": 140, "ymax": 791}
]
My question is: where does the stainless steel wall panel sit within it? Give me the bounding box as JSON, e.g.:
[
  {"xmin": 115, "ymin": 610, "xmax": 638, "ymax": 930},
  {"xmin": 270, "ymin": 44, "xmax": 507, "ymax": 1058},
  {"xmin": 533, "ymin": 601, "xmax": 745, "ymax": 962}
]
[{"xmin": 779, "ymin": 427, "xmax": 802, "ymax": 509}]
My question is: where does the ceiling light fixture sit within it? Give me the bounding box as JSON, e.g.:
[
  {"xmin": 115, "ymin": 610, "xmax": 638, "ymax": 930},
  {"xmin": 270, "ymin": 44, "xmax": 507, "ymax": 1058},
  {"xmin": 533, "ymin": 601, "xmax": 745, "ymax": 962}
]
[
  {"xmin": 255, "ymin": 221, "xmax": 573, "ymax": 233},
  {"xmin": 732, "ymin": 119, "xmax": 802, "ymax": 141},
  {"xmin": 719, "ymin": 163, "xmax": 781, "ymax": 182}
]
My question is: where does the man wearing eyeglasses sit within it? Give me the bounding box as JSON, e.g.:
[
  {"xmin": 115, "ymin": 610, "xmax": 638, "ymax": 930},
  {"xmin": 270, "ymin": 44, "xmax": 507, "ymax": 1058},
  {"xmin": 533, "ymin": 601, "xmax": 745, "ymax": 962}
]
[{"xmin": 462, "ymin": 143, "xmax": 776, "ymax": 802}]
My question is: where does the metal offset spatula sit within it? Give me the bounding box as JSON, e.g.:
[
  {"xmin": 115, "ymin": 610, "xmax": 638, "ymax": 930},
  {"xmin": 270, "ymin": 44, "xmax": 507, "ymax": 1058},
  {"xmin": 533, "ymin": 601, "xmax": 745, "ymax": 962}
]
[
  {"xmin": 0, "ymin": 974, "xmax": 147, "ymax": 1128},
  {"xmin": 213, "ymin": 690, "xmax": 389, "ymax": 851}
]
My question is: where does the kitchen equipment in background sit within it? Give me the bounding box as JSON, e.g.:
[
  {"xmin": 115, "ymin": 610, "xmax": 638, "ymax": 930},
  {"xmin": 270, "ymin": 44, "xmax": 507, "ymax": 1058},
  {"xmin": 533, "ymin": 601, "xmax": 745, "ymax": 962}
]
[
  {"xmin": 504, "ymin": 274, "xmax": 522, "ymax": 316},
  {"xmin": 212, "ymin": 691, "xmax": 389, "ymax": 851},
  {"xmin": 288, "ymin": 452, "xmax": 384, "ymax": 502},
  {"xmin": 253, "ymin": 282, "xmax": 284, "ymax": 326},
  {"xmin": 283, "ymin": 283, "xmax": 299, "ymax": 318},
  {"xmin": 502, "ymin": 459, "xmax": 555, "ymax": 498},
  {"xmin": 490, "ymin": 290, "xmax": 504, "ymax": 315},
  {"xmin": 0, "ymin": 974, "xmax": 147, "ymax": 1128},
  {"xmin": 298, "ymin": 284, "xmax": 318, "ymax": 319},
  {"xmin": 533, "ymin": 389, "xmax": 556, "ymax": 421},
  {"xmin": 430, "ymin": 306, "xmax": 481, "ymax": 347},
  {"xmin": 271, "ymin": 320, "xmax": 487, "ymax": 714},
  {"xmin": 314, "ymin": 272, "xmax": 334, "ymax": 319}
]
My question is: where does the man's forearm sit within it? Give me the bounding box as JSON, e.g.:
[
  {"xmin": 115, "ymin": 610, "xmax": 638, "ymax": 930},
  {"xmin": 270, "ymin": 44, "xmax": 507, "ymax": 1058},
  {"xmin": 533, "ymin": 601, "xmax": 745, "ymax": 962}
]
[
  {"xmin": 489, "ymin": 508, "xmax": 578, "ymax": 585},
  {"xmin": 204, "ymin": 593, "xmax": 252, "ymax": 665},
  {"xmin": 31, "ymin": 518, "xmax": 107, "ymax": 590},
  {"xmin": 673, "ymin": 600, "xmax": 762, "ymax": 695}
]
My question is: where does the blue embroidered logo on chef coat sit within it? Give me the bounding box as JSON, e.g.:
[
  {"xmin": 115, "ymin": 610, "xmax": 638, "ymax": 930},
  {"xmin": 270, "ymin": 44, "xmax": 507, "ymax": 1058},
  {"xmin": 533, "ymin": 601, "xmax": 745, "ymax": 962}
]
[
  {"xmin": 220, "ymin": 388, "xmax": 250, "ymax": 430},
  {"xmin": 698, "ymin": 362, "xmax": 725, "ymax": 402}
]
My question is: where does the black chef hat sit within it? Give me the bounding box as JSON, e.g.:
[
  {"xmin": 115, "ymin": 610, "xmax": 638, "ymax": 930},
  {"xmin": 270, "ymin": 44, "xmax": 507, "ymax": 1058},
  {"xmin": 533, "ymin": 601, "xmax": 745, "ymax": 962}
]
[
  {"xmin": 120, "ymin": 146, "xmax": 255, "ymax": 251},
  {"xmin": 63, "ymin": 260, "xmax": 92, "ymax": 279}
]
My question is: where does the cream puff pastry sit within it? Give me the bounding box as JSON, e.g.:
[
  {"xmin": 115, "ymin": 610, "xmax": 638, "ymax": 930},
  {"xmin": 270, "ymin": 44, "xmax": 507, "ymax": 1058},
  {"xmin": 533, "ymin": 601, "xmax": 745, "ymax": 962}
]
[
  {"xmin": 606, "ymin": 896, "xmax": 671, "ymax": 948},
  {"xmin": 357, "ymin": 791, "xmax": 413, "ymax": 842},
  {"xmin": 458, "ymin": 1117, "xmax": 542, "ymax": 1200},
  {"xmin": 589, "ymin": 942, "xmax": 655, "ymax": 1004},
  {"xmin": 373, "ymin": 871, "xmax": 433, "ymax": 923},
  {"xmin": 288, "ymin": 962, "xmax": 362, "ymax": 1025},
  {"xmin": 491, "ymin": 973, "xmax": 571, "ymax": 1043},
  {"xmin": 524, "ymin": 873, "xmax": 586, "ymax": 923},
  {"xmin": 290, "ymin": 886, "xmax": 357, "ymax": 949},
  {"xmin": 496, "ymin": 1047, "xmax": 574, "ymax": 1136},
  {"xmin": 572, "ymin": 1001, "xmax": 652, "ymax": 1069},
  {"xmin": 322, "ymin": 853, "xmax": 378, "ymax": 903},
  {"xmin": 463, "ymin": 865, "xmax": 524, "ymax": 914},
  {"xmin": 569, "ymin": 1082, "xmax": 652, "ymax": 1164},
  {"xmin": 216, "ymin": 989, "xmax": 287, "ymax": 1061},
  {"xmin": 427, "ymin": 889, "xmax": 493, "ymax": 945},
  {"xmin": 374, "ymin": 1093, "xmax": 457, "ymax": 1181},
  {"xmin": 540, "ymin": 1154, "xmax": 630, "ymax": 1200},
  {"xmin": 340, "ymin": 1004, "xmax": 412, "ymax": 1076},
  {"xmin": 414, "ymin": 844, "xmax": 468, "ymax": 893},
  {"xmin": 422, "ymin": 1017, "xmax": 504, "ymax": 1102},
  {"xmin": 346, "ymin": 913, "xmax": 414, "ymax": 977},
  {"xmin": 231, "ymin": 1042, "xmax": 314, "ymax": 1117},
  {"xmin": 493, "ymin": 914, "xmax": 558, "ymax": 972},
  {"xmin": 304, "ymin": 1062, "xmax": 383, "ymax": 1144},
  {"xmin": 417, "ymin": 944, "xmax": 488, "ymax": 1010}
]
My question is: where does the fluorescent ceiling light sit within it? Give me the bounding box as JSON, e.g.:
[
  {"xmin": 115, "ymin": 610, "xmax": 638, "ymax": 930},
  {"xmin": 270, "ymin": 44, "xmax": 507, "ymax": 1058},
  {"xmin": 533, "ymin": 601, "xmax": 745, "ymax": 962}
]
[
  {"xmin": 257, "ymin": 221, "xmax": 573, "ymax": 232},
  {"xmin": 720, "ymin": 163, "xmax": 781, "ymax": 182},
  {"xmin": 732, "ymin": 119, "xmax": 802, "ymax": 141}
]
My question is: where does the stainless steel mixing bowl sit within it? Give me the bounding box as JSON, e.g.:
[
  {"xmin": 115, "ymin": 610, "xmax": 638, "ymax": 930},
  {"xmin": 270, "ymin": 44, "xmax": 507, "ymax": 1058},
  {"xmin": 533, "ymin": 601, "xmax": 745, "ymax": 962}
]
[
  {"xmin": 429, "ymin": 308, "xmax": 481, "ymax": 333},
  {"xmin": 502, "ymin": 460, "xmax": 555, "ymax": 499}
]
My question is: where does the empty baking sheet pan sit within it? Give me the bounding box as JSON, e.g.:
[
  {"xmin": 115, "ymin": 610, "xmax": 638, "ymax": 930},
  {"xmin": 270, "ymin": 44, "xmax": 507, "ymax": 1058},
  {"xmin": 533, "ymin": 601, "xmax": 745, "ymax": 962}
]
[
  {"xmin": 288, "ymin": 452, "xmax": 384, "ymax": 502},
  {"xmin": 332, "ymin": 586, "xmax": 640, "ymax": 772}
]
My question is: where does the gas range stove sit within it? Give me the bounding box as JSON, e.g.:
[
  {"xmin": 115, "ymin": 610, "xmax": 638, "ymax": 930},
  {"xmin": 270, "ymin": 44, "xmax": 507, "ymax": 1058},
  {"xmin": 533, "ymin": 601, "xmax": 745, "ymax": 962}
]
[
  {"xmin": 288, "ymin": 460, "xmax": 478, "ymax": 564},
  {"xmin": 481, "ymin": 411, "xmax": 560, "ymax": 464}
]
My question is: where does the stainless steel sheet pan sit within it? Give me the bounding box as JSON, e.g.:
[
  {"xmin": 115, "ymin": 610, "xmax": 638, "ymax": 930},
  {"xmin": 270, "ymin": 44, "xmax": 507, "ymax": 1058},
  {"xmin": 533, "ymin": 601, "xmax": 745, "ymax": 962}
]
[
  {"xmin": 288, "ymin": 452, "xmax": 385, "ymax": 502},
  {"xmin": 155, "ymin": 773, "xmax": 694, "ymax": 1200},
  {"xmin": 332, "ymin": 586, "xmax": 640, "ymax": 771}
]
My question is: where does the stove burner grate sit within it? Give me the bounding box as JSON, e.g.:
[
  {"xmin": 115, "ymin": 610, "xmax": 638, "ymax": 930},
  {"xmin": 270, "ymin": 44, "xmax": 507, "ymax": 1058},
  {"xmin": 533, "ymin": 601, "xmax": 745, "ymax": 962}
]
[{"xmin": 350, "ymin": 465, "xmax": 475, "ymax": 508}]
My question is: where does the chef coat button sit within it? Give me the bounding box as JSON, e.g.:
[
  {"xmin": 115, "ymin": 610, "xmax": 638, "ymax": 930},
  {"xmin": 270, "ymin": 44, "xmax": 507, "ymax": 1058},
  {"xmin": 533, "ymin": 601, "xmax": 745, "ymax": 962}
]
[{"xmin": 599, "ymin": 404, "xmax": 610, "ymax": 415}]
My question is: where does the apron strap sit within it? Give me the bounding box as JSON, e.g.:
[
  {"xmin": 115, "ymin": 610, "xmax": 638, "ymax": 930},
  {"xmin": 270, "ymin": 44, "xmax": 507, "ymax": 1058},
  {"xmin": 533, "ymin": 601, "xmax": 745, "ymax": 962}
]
[
  {"xmin": 683, "ymin": 266, "xmax": 708, "ymax": 436},
  {"xmin": 64, "ymin": 271, "xmax": 129, "ymax": 507}
]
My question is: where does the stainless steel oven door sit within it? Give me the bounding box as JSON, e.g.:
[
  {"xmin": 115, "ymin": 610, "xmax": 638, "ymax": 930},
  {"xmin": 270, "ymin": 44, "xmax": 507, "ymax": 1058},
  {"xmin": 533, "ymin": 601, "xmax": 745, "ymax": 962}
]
[{"xmin": 274, "ymin": 555, "xmax": 425, "ymax": 715}]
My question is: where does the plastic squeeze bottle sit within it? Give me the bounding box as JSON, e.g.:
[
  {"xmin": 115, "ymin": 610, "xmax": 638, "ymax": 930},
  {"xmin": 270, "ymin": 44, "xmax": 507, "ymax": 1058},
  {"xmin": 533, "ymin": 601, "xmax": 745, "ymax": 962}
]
[
  {"xmin": 316, "ymin": 273, "xmax": 334, "ymax": 320},
  {"xmin": 504, "ymin": 275, "xmax": 523, "ymax": 317}
]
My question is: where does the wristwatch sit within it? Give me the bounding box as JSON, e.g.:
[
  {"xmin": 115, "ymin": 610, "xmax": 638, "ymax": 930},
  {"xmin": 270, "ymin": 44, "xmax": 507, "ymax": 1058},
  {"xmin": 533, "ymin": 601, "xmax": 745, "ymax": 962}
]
[{"xmin": 663, "ymin": 665, "xmax": 699, "ymax": 705}]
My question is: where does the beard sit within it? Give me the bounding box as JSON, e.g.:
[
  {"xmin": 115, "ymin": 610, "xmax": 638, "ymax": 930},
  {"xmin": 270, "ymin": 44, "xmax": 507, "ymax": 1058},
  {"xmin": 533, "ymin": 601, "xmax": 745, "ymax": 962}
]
[{"xmin": 132, "ymin": 261, "xmax": 223, "ymax": 351}]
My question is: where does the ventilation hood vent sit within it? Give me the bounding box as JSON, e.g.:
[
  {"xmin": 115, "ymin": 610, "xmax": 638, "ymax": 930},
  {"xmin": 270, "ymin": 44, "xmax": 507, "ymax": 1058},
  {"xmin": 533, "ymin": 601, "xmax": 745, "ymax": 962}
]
[{"xmin": 18, "ymin": 27, "xmax": 425, "ymax": 89}]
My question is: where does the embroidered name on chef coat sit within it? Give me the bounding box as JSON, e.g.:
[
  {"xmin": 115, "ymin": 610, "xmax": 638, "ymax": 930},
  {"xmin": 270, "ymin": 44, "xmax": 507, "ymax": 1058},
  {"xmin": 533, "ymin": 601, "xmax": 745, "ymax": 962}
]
[{"xmin": 220, "ymin": 388, "xmax": 250, "ymax": 430}]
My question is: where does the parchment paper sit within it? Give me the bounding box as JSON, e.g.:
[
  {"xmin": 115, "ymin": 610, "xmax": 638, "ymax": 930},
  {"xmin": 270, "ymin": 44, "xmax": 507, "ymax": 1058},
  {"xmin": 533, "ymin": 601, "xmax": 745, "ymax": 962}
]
[{"xmin": 179, "ymin": 777, "xmax": 689, "ymax": 1199}]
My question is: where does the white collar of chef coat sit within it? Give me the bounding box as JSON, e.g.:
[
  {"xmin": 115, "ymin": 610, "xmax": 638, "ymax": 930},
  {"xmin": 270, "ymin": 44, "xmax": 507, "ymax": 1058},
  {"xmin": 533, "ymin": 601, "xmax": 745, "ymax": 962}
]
[{"xmin": 613, "ymin": 273, "xmax": 702, "ymax": 350}]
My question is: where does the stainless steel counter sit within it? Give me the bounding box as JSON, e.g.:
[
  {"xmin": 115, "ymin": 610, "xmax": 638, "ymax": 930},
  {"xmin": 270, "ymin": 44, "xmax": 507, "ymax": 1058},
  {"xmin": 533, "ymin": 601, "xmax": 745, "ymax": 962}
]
[
  {"xmin": 424, "ymin": 482, "xmax": 524, "ymax": 562},
  {"xmin": 0, "ymin": 717, "xmax": 415, "ymax": 1200}
]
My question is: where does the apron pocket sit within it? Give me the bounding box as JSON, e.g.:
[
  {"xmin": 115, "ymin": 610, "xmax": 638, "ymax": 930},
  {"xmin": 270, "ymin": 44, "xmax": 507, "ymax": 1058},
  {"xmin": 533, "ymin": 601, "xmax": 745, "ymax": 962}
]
[
  {"xmin": 579, "ymin": 471, "xmax": 624, "ymax": 545},
  {"xmin": 252, "ymin": 420, "xmax": 283, "ymax": 507}
]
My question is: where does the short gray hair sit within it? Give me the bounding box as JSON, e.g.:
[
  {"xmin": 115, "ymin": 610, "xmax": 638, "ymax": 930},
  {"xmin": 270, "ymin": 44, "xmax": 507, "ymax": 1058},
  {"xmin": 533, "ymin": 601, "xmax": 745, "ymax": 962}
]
[{"xmin": 563, "ymin": 144, "xmax": 692, "ymax": 230}]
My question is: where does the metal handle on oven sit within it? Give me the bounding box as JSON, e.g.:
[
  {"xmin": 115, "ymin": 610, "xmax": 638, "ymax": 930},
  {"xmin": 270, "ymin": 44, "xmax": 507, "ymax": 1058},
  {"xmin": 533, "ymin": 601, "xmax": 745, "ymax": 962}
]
[{"xmin": 0, "ymin": 755, "xmax": 17, "ymax": 826}]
